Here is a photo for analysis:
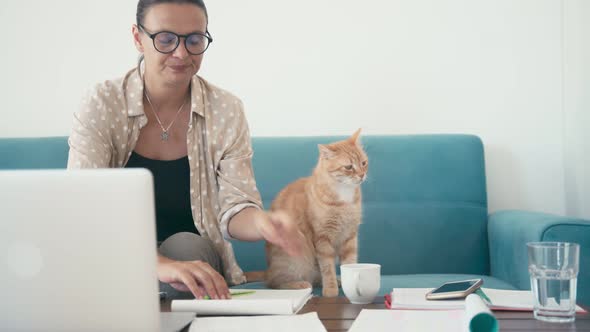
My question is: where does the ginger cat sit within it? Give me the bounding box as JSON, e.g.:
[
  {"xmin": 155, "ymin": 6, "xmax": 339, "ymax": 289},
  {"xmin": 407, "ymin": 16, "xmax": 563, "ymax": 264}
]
[{"xmin": 265, "ymin": 129, "xmax": 368, "ymax": 297}]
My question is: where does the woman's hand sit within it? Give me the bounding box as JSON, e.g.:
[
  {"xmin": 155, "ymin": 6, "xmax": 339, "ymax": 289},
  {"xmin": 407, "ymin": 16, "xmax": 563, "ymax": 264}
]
[
  {"xmin": 254, "ymin": 210, "xmax": 304, "ymax": 257},
  {"xmin": 157, "ymin": 256, "xmax": 230, "ymax": 300},
  {"xmin": 227, "ymin": 207, "xmax": 304, "ymax": 256}
]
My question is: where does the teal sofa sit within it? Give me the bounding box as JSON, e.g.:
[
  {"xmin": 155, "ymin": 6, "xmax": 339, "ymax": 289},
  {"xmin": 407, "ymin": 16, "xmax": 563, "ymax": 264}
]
[{"xmin": 1, "ymin": 135, "xmax": 588, "ymax": 305}]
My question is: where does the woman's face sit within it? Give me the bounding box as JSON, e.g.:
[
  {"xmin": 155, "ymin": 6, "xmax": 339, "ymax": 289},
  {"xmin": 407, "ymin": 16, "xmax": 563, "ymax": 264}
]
[{"xmin": 133, "ymin": 3, "xmax": 208, "ymax": 87}]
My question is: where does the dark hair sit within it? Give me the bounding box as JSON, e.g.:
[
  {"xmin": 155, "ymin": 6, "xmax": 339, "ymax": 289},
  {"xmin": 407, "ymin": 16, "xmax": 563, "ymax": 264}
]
[
  {"xmin": 136, "ymin": 0, "xmax": 209, "ymax": 73},
  {"xmin": 136, "ymin": 0, "xmax": 208, "ymax": 27}
]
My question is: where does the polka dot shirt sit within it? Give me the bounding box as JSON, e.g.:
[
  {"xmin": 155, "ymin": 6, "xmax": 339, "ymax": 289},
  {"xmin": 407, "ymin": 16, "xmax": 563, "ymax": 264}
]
[{"xmin": 67, "ymin": 68, "xmax": 263, "ymax": 285}]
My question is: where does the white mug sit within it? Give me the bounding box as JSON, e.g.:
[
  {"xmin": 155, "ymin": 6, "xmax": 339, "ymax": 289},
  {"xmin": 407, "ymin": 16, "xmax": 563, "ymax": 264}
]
[{"xmin": 340, "ymin": 263, "xmax": 381, "ymax": 304}]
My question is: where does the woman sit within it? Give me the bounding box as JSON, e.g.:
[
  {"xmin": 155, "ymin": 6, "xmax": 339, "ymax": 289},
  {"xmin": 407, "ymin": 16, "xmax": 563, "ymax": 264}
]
[{"xmin": 67, "ymin": 0, "xmax": 303, "ymax": 300}]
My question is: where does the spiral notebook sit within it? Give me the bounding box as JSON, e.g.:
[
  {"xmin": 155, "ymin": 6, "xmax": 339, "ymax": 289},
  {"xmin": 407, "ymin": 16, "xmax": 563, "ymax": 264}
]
[{"xmin": 171, "ymin": 288, "xmax": 313, "ymax": 315}]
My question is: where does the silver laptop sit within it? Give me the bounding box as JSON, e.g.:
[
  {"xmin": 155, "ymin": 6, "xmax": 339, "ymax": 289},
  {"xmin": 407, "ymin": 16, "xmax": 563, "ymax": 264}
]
[{"xmin": 0, "ymin": 169, "xmax": 161, "ymax": 331}]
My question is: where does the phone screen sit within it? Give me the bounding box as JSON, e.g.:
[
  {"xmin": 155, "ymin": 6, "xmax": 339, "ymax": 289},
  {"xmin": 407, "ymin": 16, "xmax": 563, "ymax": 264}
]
[{"xmin": 431, "ymin": 280, "xmax": 480, "ymax": 294}]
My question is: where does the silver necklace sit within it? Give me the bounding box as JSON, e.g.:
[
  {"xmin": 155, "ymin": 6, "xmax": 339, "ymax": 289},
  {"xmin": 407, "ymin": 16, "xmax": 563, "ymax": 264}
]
[{"xmin": 143, "ymin": 88, "xmax": 188, "ymax": 141}]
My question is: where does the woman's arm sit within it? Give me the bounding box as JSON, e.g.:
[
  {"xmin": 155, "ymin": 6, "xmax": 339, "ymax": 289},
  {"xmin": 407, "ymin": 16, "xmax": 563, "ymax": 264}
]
[
  {"xmin": 215, "ymin": 99, "xmax": 304, "ymax": 256},
  {"xmin": 226, "ymin": 207, "xmax": 264, "ymax": 241},
  {"xmin": 67, "ymin": 86, "xmax": 113, "ymax": 169},
  {"xmin": 228, "ymin": 207, "xmax": 303, "ymax": 257}
]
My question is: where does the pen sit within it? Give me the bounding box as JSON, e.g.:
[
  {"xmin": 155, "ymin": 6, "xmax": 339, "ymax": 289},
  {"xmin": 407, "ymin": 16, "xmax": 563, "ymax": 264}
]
[
  {"xmin": 475, "ymin": 288, "xmax": 492, "ymax": 305},
  {"xmin": 202, "ymin": 290, "xmax": 256, "ymax": 300}
]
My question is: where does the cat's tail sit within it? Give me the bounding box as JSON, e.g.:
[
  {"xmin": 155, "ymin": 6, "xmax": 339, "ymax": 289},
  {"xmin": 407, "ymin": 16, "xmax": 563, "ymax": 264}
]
[{"xmin": 244, "ymin": 270, "xmax": 266, "ymax": 282}]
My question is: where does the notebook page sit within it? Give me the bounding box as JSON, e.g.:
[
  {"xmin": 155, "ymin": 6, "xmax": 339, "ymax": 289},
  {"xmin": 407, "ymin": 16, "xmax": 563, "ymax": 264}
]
[
  {"xmin": 171, "ymin": 288, "xmax": 313, "ymax": 315},
  {"xmin": 188, "ymin": 312, "xmax": 326, "ymax": 332},
  {"xmin": 349, "ymin": 309, "xmax": 464, "ymax": 332}
]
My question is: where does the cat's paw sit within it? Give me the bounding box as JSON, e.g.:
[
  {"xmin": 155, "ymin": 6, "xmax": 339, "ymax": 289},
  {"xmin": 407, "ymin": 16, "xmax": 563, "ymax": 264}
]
[{"xmin": 322, "ymin": 286, "xmax": 339, "ymax": 297}]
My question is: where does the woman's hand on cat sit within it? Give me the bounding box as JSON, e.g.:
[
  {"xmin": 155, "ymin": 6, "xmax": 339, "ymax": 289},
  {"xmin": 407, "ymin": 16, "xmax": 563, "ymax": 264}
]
[
  {"xmin": 256, "ymin": 210, "xmax": 304, "ymax": 257},
  {"xmin": 157, "ymin": 255, "xmax": 230, "ymax": 300}
]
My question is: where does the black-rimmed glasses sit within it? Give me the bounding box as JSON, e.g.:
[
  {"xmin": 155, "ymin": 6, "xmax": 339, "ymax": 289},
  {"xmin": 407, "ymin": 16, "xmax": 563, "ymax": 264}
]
[{"xmin": 139, "ymin": 24, "xmax": 213, "ymax": 55}]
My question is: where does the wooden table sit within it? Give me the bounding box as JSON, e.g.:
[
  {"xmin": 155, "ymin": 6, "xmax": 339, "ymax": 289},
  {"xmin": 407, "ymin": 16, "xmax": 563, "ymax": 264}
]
[{"xmin": 161, "ymin": 297, "xmax": 590, "ymax": 331}]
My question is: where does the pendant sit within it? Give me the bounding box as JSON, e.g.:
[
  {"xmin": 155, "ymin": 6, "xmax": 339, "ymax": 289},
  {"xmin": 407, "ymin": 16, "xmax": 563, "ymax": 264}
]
[{"xmin": 161, "ymin": 131, "xmax": 169, "ymax": 141}]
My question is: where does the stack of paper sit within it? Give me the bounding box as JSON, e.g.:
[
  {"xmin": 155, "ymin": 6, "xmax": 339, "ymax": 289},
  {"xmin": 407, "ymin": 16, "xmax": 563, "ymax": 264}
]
[
  {"xmin": 350, "ymin": 309, "xmax": 465, "ymax": 332},
  {"xmin": 351, "ymin": 294, "xmax": 498, "ymax": 332},
  {"xmin": 188, "ymin": 312, "xmax": 327, "ymax": 332},
  {"xmin": 171, "ymin": 288, "xmax": 313, "ymax": 315}
]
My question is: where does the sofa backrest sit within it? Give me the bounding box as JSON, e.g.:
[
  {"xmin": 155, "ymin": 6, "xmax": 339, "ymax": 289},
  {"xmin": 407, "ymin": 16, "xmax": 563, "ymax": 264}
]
[
  {"xmin": 233, "ymin": 135, "xmax": 490, "ymax": 276},
  {"xmin": 0, "ymin": 135, "xmax": 490, "ymax": 276},
  {"xmin": 0, "ymin": 137, "xmax": 69, "ymax": 169}
]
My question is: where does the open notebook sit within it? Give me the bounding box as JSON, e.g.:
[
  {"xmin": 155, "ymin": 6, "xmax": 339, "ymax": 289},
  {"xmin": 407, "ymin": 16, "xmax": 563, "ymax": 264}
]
[
  {"xmin": 386, "ymin": 288, "xmax": 586, "ymax": 312},
  {"xmin": 352, "ymin": 294, "xmax": 499, "ymax": 332},
  {"xmin": 171, "ymin": 288, "xmax": 313, "ymax": 315}
]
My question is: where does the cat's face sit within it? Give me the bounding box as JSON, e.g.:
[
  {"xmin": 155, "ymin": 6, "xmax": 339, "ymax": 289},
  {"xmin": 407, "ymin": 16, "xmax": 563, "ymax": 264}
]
[{"xmin": 318, "ymin": 129, "xmax": 368, "ymax": 185}]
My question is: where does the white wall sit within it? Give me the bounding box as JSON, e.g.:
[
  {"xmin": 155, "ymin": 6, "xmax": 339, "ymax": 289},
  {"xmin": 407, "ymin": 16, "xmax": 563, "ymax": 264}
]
[
  {"xmin": 0, "ymin": 0, "xmax": 586, "ymax": 217},
  {"xmin": 0, "ymin": 1, "xmax": 137, "ymax": 137},
  {"xmin": 563, "ymin": 0, "xmax": 590, "ymax": 219}
]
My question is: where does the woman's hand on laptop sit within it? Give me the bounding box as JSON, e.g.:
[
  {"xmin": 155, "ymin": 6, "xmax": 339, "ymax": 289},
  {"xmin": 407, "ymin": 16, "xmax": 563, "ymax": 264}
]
[{"xmin": 157, "ymin": 255, "xmax": 230, "ymax": 300}]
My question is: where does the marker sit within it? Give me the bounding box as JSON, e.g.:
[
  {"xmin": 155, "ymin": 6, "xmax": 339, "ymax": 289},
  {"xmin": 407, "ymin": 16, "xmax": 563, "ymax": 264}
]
[{"xmin": 475, "ymin": 288, "xmax": 492, "ymax": 305}]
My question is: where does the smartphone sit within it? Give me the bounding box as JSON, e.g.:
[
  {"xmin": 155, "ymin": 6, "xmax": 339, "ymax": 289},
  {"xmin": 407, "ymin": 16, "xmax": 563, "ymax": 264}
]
[{"xmin": 425, "ymin": 279, "xmax": 483, "ymax": 300}]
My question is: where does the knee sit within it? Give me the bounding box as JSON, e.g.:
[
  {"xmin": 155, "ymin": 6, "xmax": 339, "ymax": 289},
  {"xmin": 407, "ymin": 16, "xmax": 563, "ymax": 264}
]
[{"xmin": 159, "ymin": 232, "xmax": 214, "ymax": 262}]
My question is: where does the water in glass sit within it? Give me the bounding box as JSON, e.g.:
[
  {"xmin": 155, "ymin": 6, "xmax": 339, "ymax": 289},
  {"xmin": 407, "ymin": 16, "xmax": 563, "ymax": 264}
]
[{"xmin": 530, "ymin": 267, "xmax": 577, "ymax": 323}]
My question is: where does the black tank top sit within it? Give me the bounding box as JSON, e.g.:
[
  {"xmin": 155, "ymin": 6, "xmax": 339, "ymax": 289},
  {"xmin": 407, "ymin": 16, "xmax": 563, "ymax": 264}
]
[{"xmin": 125, "ymin": 151, "xmax": 199, "ymax": 242}]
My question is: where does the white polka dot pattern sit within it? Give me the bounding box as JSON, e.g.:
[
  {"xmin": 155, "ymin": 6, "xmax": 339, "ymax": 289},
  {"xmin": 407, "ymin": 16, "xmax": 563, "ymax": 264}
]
[{"xmin": 66, "ymin": 68, "xmax": 260, "ymax": 285}]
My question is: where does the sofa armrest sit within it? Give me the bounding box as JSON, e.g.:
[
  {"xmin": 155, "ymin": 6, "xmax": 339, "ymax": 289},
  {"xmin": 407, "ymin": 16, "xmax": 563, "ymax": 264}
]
[{"xmin": 488, "ymin": 210, "xmax": 590, "ymax": 297}]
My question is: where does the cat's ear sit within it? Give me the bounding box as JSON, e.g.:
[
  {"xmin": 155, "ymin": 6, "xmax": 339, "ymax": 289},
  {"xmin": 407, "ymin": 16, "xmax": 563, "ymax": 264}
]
[
  {"xmin": 349, "ymin": 128, "xmax": 362, "ymax": 145},
  {"xmin": 318, "ymin": 144, "xmax": 336, "ymax": 159}
]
